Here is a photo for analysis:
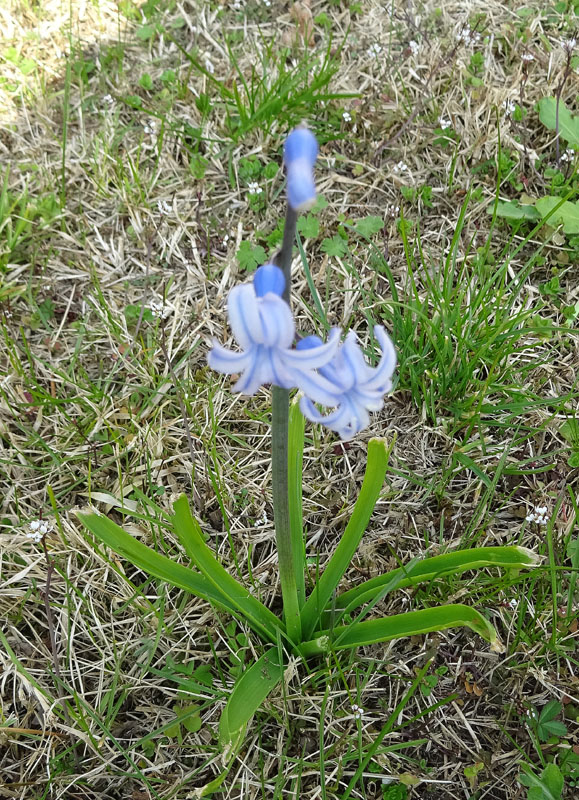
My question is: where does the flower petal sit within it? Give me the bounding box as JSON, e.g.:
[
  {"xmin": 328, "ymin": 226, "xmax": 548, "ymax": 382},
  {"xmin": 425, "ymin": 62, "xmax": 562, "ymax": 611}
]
[
  {"xmin": 362, "ymin": 326, "xmax": 397, "ymax": 391},
  {"xmin": 286, "ymin": 159, "xmax": 316, "ymax": 212},
  {"xmin": 207, "ymin": 341, "xmax": 253, "ymax": 374},
  {"xmin": 283, "ymin": 327, "xmax": 341, "ymax": 369},
  {"xmin": 293, "ymin": 368, "xmax": 343, "ymax": 406},
  {"xmin": 228, "ymin": 284, "xmax": 264, "ymax": 348},
  {"xmin": 233, "ymin": 347, "xmax": 270, "ymax": 394},
  {"xmin": 260, "ymin": 294, "xmax": 295, "ymax": 348}
]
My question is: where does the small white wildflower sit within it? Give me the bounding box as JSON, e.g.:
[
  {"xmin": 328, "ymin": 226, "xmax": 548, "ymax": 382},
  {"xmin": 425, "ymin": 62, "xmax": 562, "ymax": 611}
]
[
  {"xmin": 143, "ymin": 120, "xmax": 157, "ymax": 136},
  {"xmin": 409, "ymin": 40, "xmax": 420, "ymax": 57},
  {"xmin": 386, "ymin": 204, "xmax": 400, "ymax": 217},
  {"xmin": 148, "ymin": 300, "xmax": 171, "ymax": 319},
  {"xmin": 232, "ymin": 0, "xmax": 243, "ymax": 8},
  {"xmin": 367, "ymin": 43, "xmax": 383, "ymax": 58},
  {"xmin": 253, "ymin": 510, "xmax": 268, "ymax": 527},
  {"xmin": 521, "ymin": 53, "xmax": 534, "ymax": 62},
  {"xmin": 103, "ymin": 93, "xmax": 114, "ymax": 105},
  {"xmin": 262, "ymin": 0, "xmax": 271, "ymax": 6},
  {"xmin": 502, "ymin": 99, "xmax": 517, "ymax": 117},
  {"xmin": 247, "ymin": 181, "xmax": 262, "ymax": 195},
  {"xmin": 562, "ymin": 37, "xmax": 577, "ymax": 53},
  {"xmin": 507, "ymin": 598, "xmax": 518, "ymax": 610},
  {"xmin": 157, "ymin": 200, "xmax": 172, "ymax": 216},
  {"xmin": 438, "ymin": 115, "xmax": 452, "ymax": 129},
  {"xmin": 222, "ymin": 233, "xmax": 230, "ymax": 247},
  {"xmin": 393, "ymin": 161, "xmax": 409, "ymax": 173},
  {"xmin": 561, "ymin": 148, "xmax": 576, "ymax": 162},
  {"xmin": 351, "ymin": 703, "xmax": 364, "ymax": 720},
  {"xmin": 526, "ymin": 504, "xmax": 549, "ymax": 526},
  {"xmin": 342, "ymin": 111, "xmax": 352, "ymax": 122},
  {"xmin": 205, "ymin": 58, "xmax": 215, "ymax": 75},
  {"xmin": 458, "ymin": 28, "xmax": 481, "ymax": 47},
  {"xmin": 27, "ymin": 520, "xmax": 52, "ymax": 542}
]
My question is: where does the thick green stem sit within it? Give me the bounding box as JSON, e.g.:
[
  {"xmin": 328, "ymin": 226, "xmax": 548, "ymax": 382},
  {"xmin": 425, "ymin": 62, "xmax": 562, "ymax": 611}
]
[{"xmin": 271, "ymin": 206, "xmax": 301, "ymax": 642}]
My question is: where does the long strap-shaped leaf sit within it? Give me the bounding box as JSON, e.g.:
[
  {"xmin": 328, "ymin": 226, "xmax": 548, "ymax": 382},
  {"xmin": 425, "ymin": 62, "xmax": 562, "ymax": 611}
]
[
  {"xmin": 172, "ymin": 495, "xmax": 284, "ymax": 645},
  {"xmin": 300, "ymin": 438, "xmax": 391, "ymax": 639},
  {"xmin": 288, "ymin": 398, "xmax": 306, "ymax": 608},
  {"xmin": 335, "ymin": 546, "xmax": 541, "ymax": 613},
  {"xmin": 218, "ymin": 646, "xmax": 285, "ymax": 765},
  {"xmin": 298, "ymin": 604, "xmax": 499, "ymax": 657},
  {"xmin": 79, "ymin": 511, "xmax": 236, "ymax": 613}
]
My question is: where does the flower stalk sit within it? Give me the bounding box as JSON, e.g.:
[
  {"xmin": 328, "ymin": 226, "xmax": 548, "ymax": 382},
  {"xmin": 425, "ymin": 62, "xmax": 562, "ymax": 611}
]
[{"xmin": 271, "ymin": 204, "xmax": 302, "ymax": 641}]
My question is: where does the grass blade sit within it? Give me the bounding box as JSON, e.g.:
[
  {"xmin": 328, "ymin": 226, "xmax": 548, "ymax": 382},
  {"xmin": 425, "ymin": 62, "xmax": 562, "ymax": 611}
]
[
  {"xmin": 300, "ymin": 438, "xmax": 392, "ymax": 639},
  {"xmin": 172, "ymin": 495, "xmax": 285, "ymax": 645},
  {"xmin": 335, "ymin": 546, "xmax": 541, "ymax": 613}
]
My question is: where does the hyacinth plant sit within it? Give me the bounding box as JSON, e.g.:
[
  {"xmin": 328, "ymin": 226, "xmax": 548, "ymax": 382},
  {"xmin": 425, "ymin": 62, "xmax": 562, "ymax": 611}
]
[{"xmin": 80, "ymin": 127, "xmax": 540, "ymax": 793}]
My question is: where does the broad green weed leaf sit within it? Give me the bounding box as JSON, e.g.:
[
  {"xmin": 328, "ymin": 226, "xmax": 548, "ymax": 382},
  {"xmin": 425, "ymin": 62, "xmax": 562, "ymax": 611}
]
[
  {"xmin": 536, "ymin": 196, "xmax": 579, "ymax": 233},
  {"xmin": 560, "ymin": 419, "xmax": 579, "ymax": 445},
  {"xmin": 321, "ymin": 235, "xmax": 348, "ymax": 258},
  {"xmin": 520, "ymin": 763, "xmax": 564, "ymax": 800},
  {"xmin": 353, "ymin": 215, "xmax": 384, "ymax": 236},
  {"xmin": 494, "ymin": 200, "xmax": 541, "ymax": 221},
  {"xmin": 538, "ymin": 97, "xmax": 579, "ymax": 147},
  {"xmin": 297, "ymin": 214, "xmax": 320, "ymax": 238}
]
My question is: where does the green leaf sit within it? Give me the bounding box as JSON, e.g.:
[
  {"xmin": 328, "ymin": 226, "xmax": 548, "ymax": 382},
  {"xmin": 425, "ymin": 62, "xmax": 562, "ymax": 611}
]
[
  {"xmin": 171, "ymin": 495, "xmax": 284, "ymax": 645},
  {"xmin": 335, "ymin": 546, "xmax": 541, "ymax": 613},
  {"xmin": 300, "ymin": 438, "xmax": 393, "ymax": 639},
  {"xmin": 288, "ymin": 399, "xmax": 306, "ymax": 608},
  {"xmin": 236, "ymin": 241, "xmax": 267, "ymax": 271},
  {"xmin": 297, "ymin": 214, "xmax": 320, "ymax": 239},
  {"xmin": 353, "ymin": 215, "xmax": 384, "ymax": 237},
  {"xmin": 520, "ymin": 763, "xmax": 564, "ymax": 800},
  {"xmin": 493, "ymin": 200, "xmax": 541, "ymax": 221},
  {"xmin": 139, "ymin": 73, "xmax": 153, "ymax": 90},
  {"xmin": 538, "ymin": 97, "xmax": 579, "ymax": 147},
  {"xmin": 536, "ymin": 196, "xmax": 579, "ymax": 233},
  {"xmin": 320, "ymin": 235, "xmax": 348, "ymax": 258},
  {"xmin": 299, "ymin": 604, "xmax": 499, "ymax": 657},
  {"xmin": 78, "ymin": 511, "xmax": 235, "ymax": 612},
  {"xmin": 560, "ymin": 418, "xmax": 579, "ymax": 445},
  {"xmin": 219, "ymin": 647, "xmax": 284, "ymax": 765}
]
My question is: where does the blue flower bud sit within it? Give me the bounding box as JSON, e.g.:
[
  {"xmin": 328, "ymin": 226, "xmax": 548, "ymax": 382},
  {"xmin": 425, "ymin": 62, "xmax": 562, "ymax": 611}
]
[
  {"xmin": 254, "ymin": 263, "xmax": 285, "ymax": 297},
  {"xmin": 284, "ymin": 127, "xmax": 318, "ymax": 212}
]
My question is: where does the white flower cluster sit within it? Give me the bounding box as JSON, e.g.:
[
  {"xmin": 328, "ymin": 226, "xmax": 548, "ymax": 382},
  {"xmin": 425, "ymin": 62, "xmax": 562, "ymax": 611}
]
[
  {"xmin": 409, "ymin": 40, "xmax": 420, "ymax": 57},
  {"xmin": 393, "ymin": 161, "xmax": 409, "ymax": 173},
  {"xmin": 157, "ymin": 200, "xmax": 172, "ymax": 216},
  {"xmin": 248, "ymin": 182, "xmax": 262, "ymax": 195},
  {"xmin": 386, "ymin": 203, "xmax": 400, "ymax": 217},
  {"xmin": 342, "ymin": 111, "xmax": 352, "ymax": 122},
  {"xmin": 521, "ymin": 53, "xmax": 534, "ymax": 62},
  {"xmin": 439, "ymin": 115, "xmax": 452, "ymax": 129},
  {"xmin": 148, "ymin": 300, "xmax": 171, "ymax": 319},
  {"xmin": 458, "ymin": 28, "xmax": 481, "ymax": 47},
  {"xmin": 143, "ymin": 120, "xmax": 157, "ymax": 137},
  {"xmin": 562, "ymin": 37, "xmax": 577, "ymax": 53},
  {"xmin": 351, "ymin": 703, "xmax": 364, "ymax": 720},
  {"xmin": 525, "ymin": 505, "xmax": 549, "ymax": 525},
  {"xmin": 502, "ymin": 99, "xmax": 517, "ymax": 117},
  {"xmin": 27, "ymin": 519, "xmax": 52, "ymax": 543},
  {"xmin": 367, "ymin": 43, "xmax": 383, "ymax": 58},
  {"xmin": 560, "ymin": 148, "xmax": 576, "ymax": 162}
]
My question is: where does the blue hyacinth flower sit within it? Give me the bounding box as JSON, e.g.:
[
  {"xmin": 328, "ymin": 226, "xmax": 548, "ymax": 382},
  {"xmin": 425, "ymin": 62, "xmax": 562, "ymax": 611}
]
[
  {"xmin": 297, "ymin": 326, "xmax": 397, "ymax": 440},
  {"xmin": 284, "ymin": 127, "xmax": 318, "ymax": 212},
  {"xmin": 208, "ymin": 264, "xmax": 342, "ymax": 398}
]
